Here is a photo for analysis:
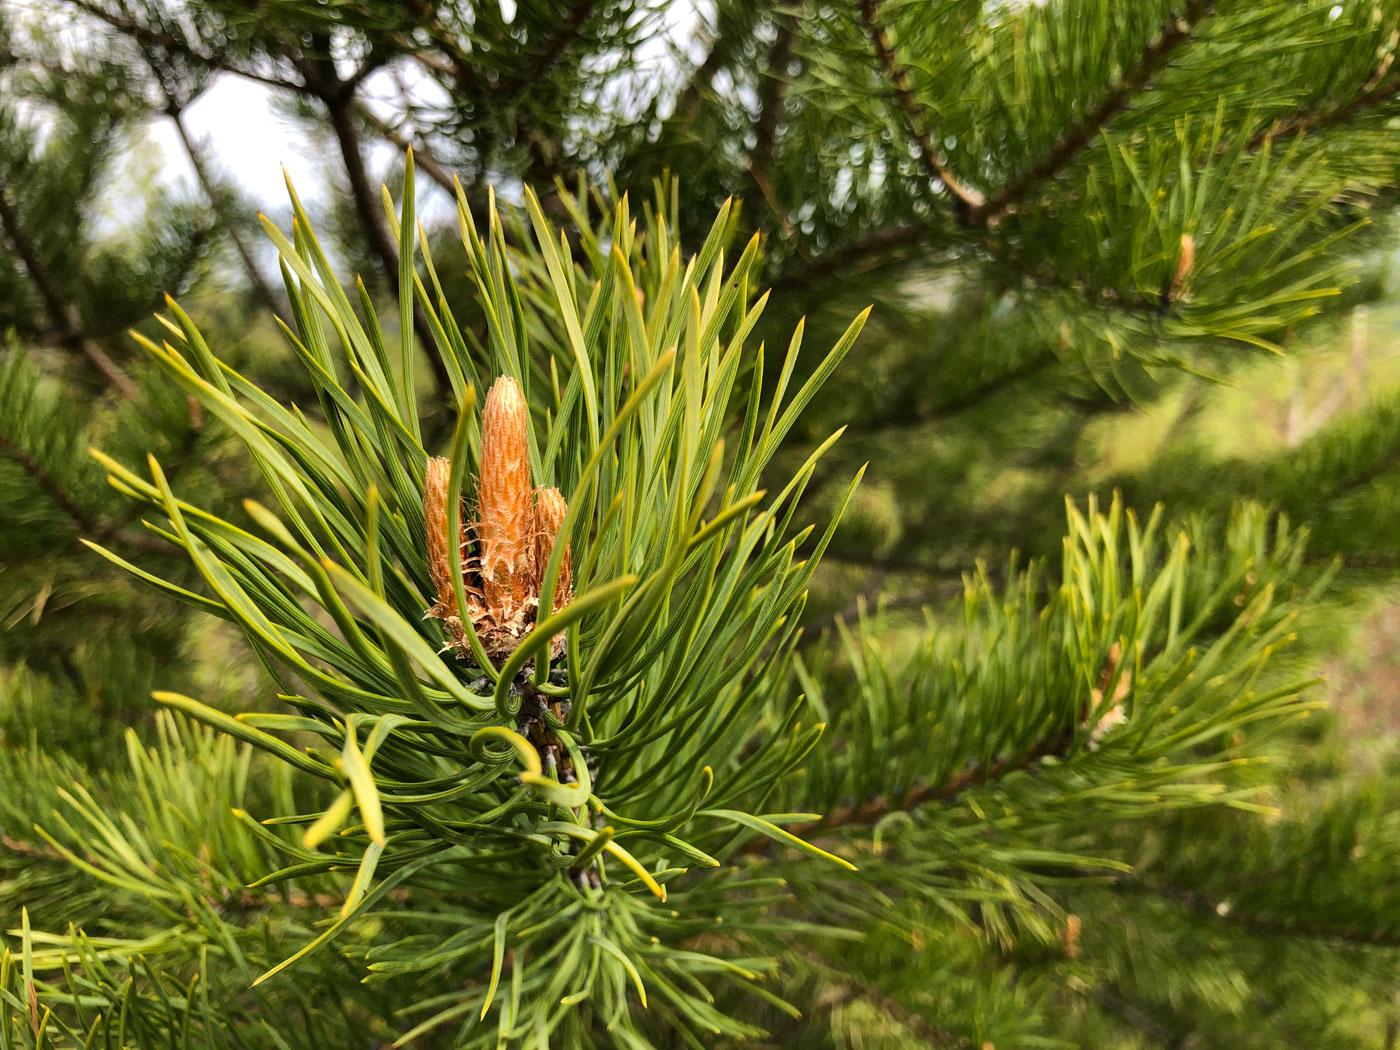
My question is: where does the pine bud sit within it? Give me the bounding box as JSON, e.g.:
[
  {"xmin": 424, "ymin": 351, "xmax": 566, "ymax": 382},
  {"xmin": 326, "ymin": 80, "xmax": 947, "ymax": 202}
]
[
  {"xmin": 1169, "ymin": 232, "xmax": 1195, "ymax": 302},
  {"xmin": 477, "ymin": 376, "xmax": 535, "ymax": 622},
  {"xmin": 1086, "ymin": 641, "xmax": 1131, "ymax": 748},
  {"xmin": 425, "ymin": 377, "xmax": 578, "ymax": 663},
  {"xmin": 533, "ymin": 485, "xmax": 573, "ymax": 616}
]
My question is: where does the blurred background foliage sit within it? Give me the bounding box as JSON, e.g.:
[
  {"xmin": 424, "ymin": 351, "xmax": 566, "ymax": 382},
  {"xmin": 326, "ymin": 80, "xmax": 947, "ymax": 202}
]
[{"xmin": 3, "ymin": 0, "xmax": 1400, "ymax": 1046}]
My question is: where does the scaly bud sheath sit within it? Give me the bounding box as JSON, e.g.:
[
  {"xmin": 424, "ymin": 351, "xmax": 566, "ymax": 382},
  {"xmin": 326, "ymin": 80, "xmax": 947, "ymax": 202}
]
[
  {"xmin": 478, "ymin": 376, "xmax": 535, "ymax": 621},
  {"xmin": 423, "ymin": 457, "xmax": 459, "ymax": 617},
  {"xmin": 533, "ymin": 486, "xmax": 572, "ymax": 613},
  {"xmin": 533, "ymin": 486, "xmax": 573, "ymax": 659}
]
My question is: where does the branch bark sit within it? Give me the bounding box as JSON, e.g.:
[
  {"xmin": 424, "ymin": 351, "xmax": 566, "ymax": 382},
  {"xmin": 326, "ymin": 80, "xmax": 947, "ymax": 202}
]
[
  {"xmin": 0, "ymin": 431, "xmax": 167, "ymax": 553},
  {"xmin": 1248, "ymin": 71, "xmax": 1400, "ymax": 149},
  {"xmin": 978, "ymin": 1, "xmax": 1215, "ymax": 225},
  {"xmin": 64, "ymin": 0, "xmax": 303, "ymax": 91},
  {"xmin": 744, "ymin": 6, "xmax": 803, "ymax": 238},
  {"xmin": 168, "ymin": 108, "xmax": 282, "ymax": 313},
  {"xmin": 0, "ymin": 190, "xmax": 137, "ymax": 398},
  {"xmin": 494, "ymin": 0, "xmax": 601, "ymax": 103},
  {"xmin": 1126, "ymin": 879, "xmax": 1400, "ymax": 950},
  {"xmin": 279, "ymin": 38, "xmax": 455, "ymax": 404},
  {"xmin": 856, "ymin": 0, "xmax": 985, "ymax": 217},
  {"xmin": 766, "ymin": 224, "xmax": 924, "ymax": 291},
  {"xmin": 738, "ymin": 727, "xmax": 1073, "ymax": 858}
]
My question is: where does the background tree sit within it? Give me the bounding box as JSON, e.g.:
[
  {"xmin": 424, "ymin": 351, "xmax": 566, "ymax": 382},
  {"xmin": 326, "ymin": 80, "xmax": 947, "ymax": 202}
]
[{"xmin": 2, "ymin": 0, "xmax": 1400, "ymax": 1046}]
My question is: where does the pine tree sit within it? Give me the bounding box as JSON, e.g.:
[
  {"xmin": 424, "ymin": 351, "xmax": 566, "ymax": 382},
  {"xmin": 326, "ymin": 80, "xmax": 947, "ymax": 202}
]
[{"xmin": 3, "ymin": 1, "xmax": 1400, "ymax": 1046}]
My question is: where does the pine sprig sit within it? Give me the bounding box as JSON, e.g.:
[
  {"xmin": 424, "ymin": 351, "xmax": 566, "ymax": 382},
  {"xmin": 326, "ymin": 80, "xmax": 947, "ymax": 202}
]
[{"xmin": 66, "ymin": 163, "xmax": 869, "ymax": 1048}]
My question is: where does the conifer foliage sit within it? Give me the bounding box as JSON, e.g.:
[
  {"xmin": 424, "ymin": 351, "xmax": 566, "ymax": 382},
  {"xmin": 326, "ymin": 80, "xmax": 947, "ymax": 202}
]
[
  {"xmin": 0, "ymin": 160, "xmax": 1344, "ymax": 1050},
  {"xmin": 4, "ymin": 1, "xmax": 1400, "ymax": 1047}
]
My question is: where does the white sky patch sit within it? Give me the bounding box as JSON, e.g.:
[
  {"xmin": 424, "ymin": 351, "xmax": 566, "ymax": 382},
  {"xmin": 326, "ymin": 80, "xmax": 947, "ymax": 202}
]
[{"xmin": 145, "ymin": 77, "xmax": 330, "ymax": 208}]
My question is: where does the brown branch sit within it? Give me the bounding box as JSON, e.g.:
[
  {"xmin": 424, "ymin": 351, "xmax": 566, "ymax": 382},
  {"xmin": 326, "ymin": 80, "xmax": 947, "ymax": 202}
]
[
  {"xmin": 738, "ymin": 728, "xmax": 1073, "ymax": 858},
  {"xmin": 856, "ymin": 0, "xmax": 984, "ymax": 217},
  {"xmin": 1328, "ymin": 444, "xmax": 1400, "ymax": 500},
  {"xmin": 767, "ymin": 4, "xmax": 1221, "ymax": 299},
  {"xmin": 1130, "ymin": 880, "xmax": 1400, "ymax": 950},
  {"xmin": 338, "ymin": 53, "xmax": 388, "ymax": 101},
  {"xmin": 402, "ymin": 0, "xmax": 494, "ymax": 99},
  {"xmin": 767, "ymin": 224, "xmax": 925, "ymax": 291},
  {"xmin": 63, "ymin": 0, "xmax": 304, "ymax": 93},
  {"xmin": 979, "ymin": 1, "xmax": 1215, "ymax": 224},
  {"xmin": 359, "ymin": 105, "xmax": 456, "ymax": 192},
  {"xmin": 666, "ymin": 4, "xmax": 769, "ymax": 131},
  {"xmin": 745, "ymin": 6, "xmax": 807, "ymax": 258},
  {"xmin": 494, "ymin": 0, "xmax": 601, "ymax": 103},
  {"xmin": 166, "ymin": 108, "xmax": 282, "ymax": 313},
  {"xmin": 1248, "ymin": 72, "xmax": 1400, "ymax": 150},
  {"xmin": 1087, "ymin": 987, "xmax": 1183, "ymax": 1048},
  {"xmin": 0, "ymin": 432, "xmax": 167, "ymax": 553},
  {"xmin": 312, "ymin": 70, "xmax": 453, "ymax": 402},
  {"xmin": 757, "ymin": 945, "xmax": 971, "ymax": 1048},
  {"xmin": 0, "ymin": 190, "xmax": 137, "ymax": 398},
  {"xmin": 836, "ymin": 349, "xmax": 1063, "ymax": 444}
]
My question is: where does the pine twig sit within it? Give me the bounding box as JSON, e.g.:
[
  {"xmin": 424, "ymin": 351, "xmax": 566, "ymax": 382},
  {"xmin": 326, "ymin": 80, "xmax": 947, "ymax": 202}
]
[
  {"xmin": 0, "ymin": 432, "xmax": 168, "ymax": 554},
  {"xmin": 1248, "ymin": 71, "xmax": 1400, "ymax": 149},
  {"xmin": 493, "ymin": 0, "xmax": 601, "ymax": 103},
  {"xmin": 829, "ymin": 349, "xmax": 1062, "ymax": 444},
  {"xmin": 303, "ymin": 57, "xmax": 453, "ymax": 402},
  {"xmin": 1131, "ymin": 880, "xmax": 1400, "ymax": 950},
  {"xmin": 63, "ymin": 0, "xmax": 301, "ymax": 92},
  {"xmin": 978, "ymin": 1, "xmax": 1215, "ymax": 225},
  {"xmin": 762, "ymin": 947, "xmax": 972, "ymax": 1048},
  {"xmin": 1088, "ymin": 987, "xmax": 1184, "ymax": 1048},
  {"xmin": 359, "ymin": 105, "xmax": 456, "ymax": 192},
  {"xmin": 167, "ymin": 106, "xmax": 282, "ymax": 313},
  {"xmin": 856, "ymin": 0, "xmax": 985, "ymax": 218},
  {"xmin": 766, "ymin": 224, "xmax": 924, "ymax": 291},
  {"xmin": 738, "ymin": 728, "xmax": 1074, "ymax": 858},
  {"xmin": 666, "ymin": 4, "xmax": 769, "ymax": 131},
  {"xmin": 0, "ymin": 190, "xmax": 137, "ymax": 399},
  {"xmin": 745, "ymin": 4, "xmax": 804, "ymax": 253}
]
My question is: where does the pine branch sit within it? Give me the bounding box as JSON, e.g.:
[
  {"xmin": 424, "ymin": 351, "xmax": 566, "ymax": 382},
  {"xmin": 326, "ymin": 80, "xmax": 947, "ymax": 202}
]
[
  {"xmin": 338, "ymin": 53, "xmax": 388, "ymax": 101},
  {"xmin": 402, "ymin": 0, "xmax": 494, "ymax": 98},
  {"xmin": 63, "ymin": 0, "xmax": 302, "ymax": 92},
  {"xmin": 0, "ymin": 430, "xmax": 166, "ymax": 553},
  {"xmin": 167, "ymin": 107, "xmax": 281, "ymax": 312},
  {"xmin": 745, "ymin": 4, "xmax": 803, "ymax": 249},
  {"xmin": 766, "ymin": 224, "xmax": 924, "ymax": 290},
  {"xmin": 739, "ymin": 728, "xmax": 1073, "ymax": 858},
  {"xmin": 1329, "ymin": 443, "xmax": 1400, "ymax": 499},
  {"xmin": 64, "ymin": 0, "xmax": 457, "ymax": 210},
  {"xmin": 751, "ymin": 11, "xmax": 797, "ymax": 182},
  {"xmin": 493, "ymin": 0, "xmax": 601, "ymax": 103},
  {"xmin": 1087, "ymin": 986, "xmax": 1184, "ymax": 1049},
  {"xmin": 830, "ymin": 348, "xmax": 1063, "ymax": 445},
  {"xmin": 0, "ymin": 189, "xmax": 137, "ymax": 398},
  {"xmin": 1249, "ymin": 70, "xmax": 1400, "ymax": 149},
  {"xmin": 1132, "ymin": 880, "xmax": 1400, "ymax": 950},
  {"xmin": 297, "ymin": 54, "xmax": 453, "ymax": 401},
  {"xmin": 358, "ymin": 105, "xmax": 456, "ymax": 192},
  {"xmin": 977, "ymin": 0, "xmax": 1216, "ymax": 225},
  {"xmin": 763, "ymin": 950, "xmax": 972, "ymax": 1048},
  {"xmin": 666, "ymin": 3, "xmax": 769, "ymax": 131},
  {"xmin": 856, "ymin": 0, "xmax": 985, "ymax": 217}
]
